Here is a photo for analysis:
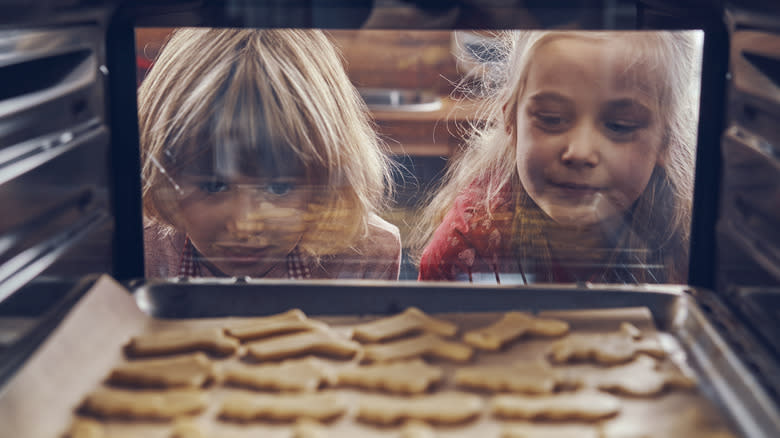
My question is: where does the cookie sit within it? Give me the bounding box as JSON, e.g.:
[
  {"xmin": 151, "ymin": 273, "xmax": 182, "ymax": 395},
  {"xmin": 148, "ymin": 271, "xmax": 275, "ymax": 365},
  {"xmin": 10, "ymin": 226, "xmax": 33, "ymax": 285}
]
[
  {"xmin": 454, "ymin": 360, "xmax": 575, "ymax": 394},
  {"xmin": 501, "ymin": 424, "xmax": 600, "ymax": 438},
  {"xmin": 171, "ymin": 419, "xmax": 206, "ymax": 438},
  {"xmin": 223, "ymin": 357, "xmax": 336, "ymax": 392},
  {"xmin": 79, "ymin": 388, "xmax": 207, "ymax": 420},
  {"xmin": 62, "ymin": 418, "xmax": 103, "ymax": 438},
  {"xmin": 225, "ymin": 309, "xmax": 329, "ymax": 342},
  {"xmin": 491, "ymin": 390, "xmax": 621, "ymax": 421},
  {"xmin": 362, "ymin": 333, "xmax": 474, "ymax": 363},
  {"xmin": 336, "ymin": 359, "xmax": 444, "ymax": 394},
  {"xmin": 584, "ymin": 355, "xmax": 697, "ymax": 396},
  {"xmin": 219, "ymin": 392, "xmax": 347, "ymax": 422},
  {"xmin": 292, "ymin": 418, "xmax": 327, "ymax": 438},
  {"xmin": 463, "ymin": 312, "xmax": 569, "ymax": 350},
  {"xmin": 125, "ymin": 327, "xmax": 240, "ymax": 358},
  {"xmin": 106, "ymin": 352, "xmax": 214, "ymax": 388},
  {"xmin": 356, "ymin": 391, "xmax": 483, "ymax": 425},
  {"xmin": 352, "ymin": 307, "xmax": 457, "ymax": 342},
  {"xmin": 548, "ymin": 325, "xmax": 666, "ymax": 365},
  {"xmin": 244, "ymin": 330, "xmax": 362, "ymax": 361},
  {"xmin": 619, "ymin": 322, "xmax": 642, "ymax": 339},
  {"xmin": 401, "ymin": 420, "xmax": 437, "ymax": 438}
]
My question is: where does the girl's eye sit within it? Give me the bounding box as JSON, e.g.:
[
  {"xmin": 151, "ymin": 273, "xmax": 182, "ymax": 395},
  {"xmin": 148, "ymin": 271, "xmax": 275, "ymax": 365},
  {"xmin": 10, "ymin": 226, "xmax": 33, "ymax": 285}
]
[
  {"xmin": 532, "ymin": 112, "xmax": 569, "ymax": 131},
  {"xmin": 267, "ymin": 182, "xmax": 294, "ymax": 196},
  {"xmin": 199, "ymin": 180, "xmax": 230, "ymax": 193},
  {"xmin": 605, "ymin": 120, "xmax": 641, "ymax": 135}
]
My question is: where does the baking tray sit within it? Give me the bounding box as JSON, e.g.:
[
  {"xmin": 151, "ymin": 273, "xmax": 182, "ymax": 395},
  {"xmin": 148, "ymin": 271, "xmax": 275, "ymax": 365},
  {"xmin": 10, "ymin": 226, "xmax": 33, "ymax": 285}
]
[
  {"xmin": 1, "ymin": 276, "xmax": 778, "ymax": 437},
  {"xmin": 133, "ymin": 278, "xmax": 780, "ymax": 437}
]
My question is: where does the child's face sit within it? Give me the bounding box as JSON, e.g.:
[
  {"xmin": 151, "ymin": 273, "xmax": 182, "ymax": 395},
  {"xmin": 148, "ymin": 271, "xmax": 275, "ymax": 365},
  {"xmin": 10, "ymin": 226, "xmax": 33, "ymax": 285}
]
[
  {"xmin": 514, "ymin": 36, "xmax": 665, "ymax": 228},
  {"xmin": 170, "ymin": 173, "xmax": 312, "ymax": 277}
]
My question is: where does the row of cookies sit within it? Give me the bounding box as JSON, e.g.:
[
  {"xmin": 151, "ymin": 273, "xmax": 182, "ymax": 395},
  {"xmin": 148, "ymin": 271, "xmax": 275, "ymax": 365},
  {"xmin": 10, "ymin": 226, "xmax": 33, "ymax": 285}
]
[
  {"xmin": 72, "ymin": 387, "xmax": 633, "ymax": 426},
  {"xmin": 122, "ymin": 307, "xmax": 665, "ymax": 365},
  {"xmin": 104, "ymin": 350, "xmax": 696, "ymax": 398},
  {"xmin": 69, "ymin": 388, "xmax": 734, "ymax": 438},
  {"xmin": 116, "ymin": 306, "xmax": 698, "ymax": 395}
]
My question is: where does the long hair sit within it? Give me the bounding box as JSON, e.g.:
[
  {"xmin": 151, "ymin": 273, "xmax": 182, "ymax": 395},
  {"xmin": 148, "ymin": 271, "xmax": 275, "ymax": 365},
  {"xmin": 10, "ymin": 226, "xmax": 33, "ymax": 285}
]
[
  {"xmin": 412, "ymin": 30, "xmax": 702, "ymax": 283},
  {"xmin": 139, "ymin": 28, "xmax": 395, "ymax": 258}
]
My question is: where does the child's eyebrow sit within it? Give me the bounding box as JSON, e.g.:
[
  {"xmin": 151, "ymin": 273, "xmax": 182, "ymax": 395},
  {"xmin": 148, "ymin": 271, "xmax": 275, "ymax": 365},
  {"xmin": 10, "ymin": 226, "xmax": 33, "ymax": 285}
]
[
  {"xmin": 603, "ymin": 99, "xmax": 653, "ymax": 117},
  {"xmin": 527, "ymin": 92, "xmax": 572, "ymax": 106}
]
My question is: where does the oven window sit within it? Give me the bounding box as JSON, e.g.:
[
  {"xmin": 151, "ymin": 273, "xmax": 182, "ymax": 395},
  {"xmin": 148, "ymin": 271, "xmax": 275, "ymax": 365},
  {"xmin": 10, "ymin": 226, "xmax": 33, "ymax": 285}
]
[{"xmin": 135, "ymin": 27, "xmax": 703, "ymax": 284}]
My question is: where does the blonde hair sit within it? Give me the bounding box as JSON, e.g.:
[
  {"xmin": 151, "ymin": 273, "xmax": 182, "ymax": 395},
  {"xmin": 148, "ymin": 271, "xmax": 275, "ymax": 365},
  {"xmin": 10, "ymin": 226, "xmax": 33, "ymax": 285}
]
[
  {"xmin": 139, "ymin": 28, "xmax": 394, "ymax": 258},
  {"xmin": 413, "ymin": 30, "xmax": 702, "ymax": 283}
]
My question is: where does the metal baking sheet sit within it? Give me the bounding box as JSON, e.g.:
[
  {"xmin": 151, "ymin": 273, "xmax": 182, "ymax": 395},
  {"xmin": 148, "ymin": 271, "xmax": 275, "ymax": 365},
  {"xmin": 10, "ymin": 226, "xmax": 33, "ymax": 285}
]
[{"xmin": 0, "ymin": 276, "xmax": 778, "ymax": 437}]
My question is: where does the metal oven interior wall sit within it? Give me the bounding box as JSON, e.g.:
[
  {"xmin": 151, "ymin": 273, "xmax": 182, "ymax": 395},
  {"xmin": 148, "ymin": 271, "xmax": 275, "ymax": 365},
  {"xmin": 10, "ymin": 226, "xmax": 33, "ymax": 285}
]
[
  {"xmin": 715, "ymin": 3, "xmax": 780, "ymax": 382},
  {"xmin": 0, "ymin": 4, "xmax": 118, "ymax": 383},
  {"xmin": 0, "ymin": 22, "xmax": 115, "ymax": 302}
]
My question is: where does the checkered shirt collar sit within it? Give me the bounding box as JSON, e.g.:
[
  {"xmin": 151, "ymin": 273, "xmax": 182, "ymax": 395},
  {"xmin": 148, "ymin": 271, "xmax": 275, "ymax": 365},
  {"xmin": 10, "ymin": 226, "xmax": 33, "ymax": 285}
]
[{"xmin": 177, "ymin": 237, "xmax": 311, "ymax": 279}]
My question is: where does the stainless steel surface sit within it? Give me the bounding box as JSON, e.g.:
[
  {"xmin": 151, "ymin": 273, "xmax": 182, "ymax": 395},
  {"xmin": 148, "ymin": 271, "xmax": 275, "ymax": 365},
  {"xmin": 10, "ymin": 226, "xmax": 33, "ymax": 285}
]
[
  {"xmin": 729, "ymin": 30, "xmax": 780, "ymax": 109},
  {"xmin": 0, "ymin": 27, "xmax": 104, "ymax": 148},
  {"xmin": 358, "ymin": 87, "xmax": 443, "ymax": 112},
  {"xmin": 715, "ymin": 19, "xmax": 780, "ymax": 378},
  {"xmin": 0, "ymin": 24, "xmax": 112, "ymax": 305},
  {"xmin": 0, "ymin": 127, "xmax": 112, "ymax": 300},
  {"xmin": 720, "ymin": 25, "xmax": 780, "ymax": 288},
  {"xmin": 129, "ymin": 279, "xmax": 780, "ymax": 438}
]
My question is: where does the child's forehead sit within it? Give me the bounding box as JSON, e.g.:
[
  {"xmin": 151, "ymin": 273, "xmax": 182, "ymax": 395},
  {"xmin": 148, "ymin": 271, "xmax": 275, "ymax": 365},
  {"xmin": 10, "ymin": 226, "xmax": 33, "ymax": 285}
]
[
  {"xmin": 528, "ymin": 35, "xmax": 662, "ymax": 98},
  {"xmin": 172, "ymin": 142, "xmax": 308, "ymax": 180}
]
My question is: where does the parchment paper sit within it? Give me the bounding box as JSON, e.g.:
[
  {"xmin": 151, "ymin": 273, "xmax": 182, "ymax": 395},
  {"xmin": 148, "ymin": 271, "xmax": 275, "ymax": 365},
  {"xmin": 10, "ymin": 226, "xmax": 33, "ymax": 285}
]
[{"xmin": 0, "ymin": 276, "xmax": 737, "ymax": 438}]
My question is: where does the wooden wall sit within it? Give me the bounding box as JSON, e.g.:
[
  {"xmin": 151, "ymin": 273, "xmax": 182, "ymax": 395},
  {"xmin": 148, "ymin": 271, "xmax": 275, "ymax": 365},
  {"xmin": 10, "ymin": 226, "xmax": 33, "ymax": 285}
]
[{"xmin": 134, "ymin": 28, "xmax": 475, "ymax": 157}]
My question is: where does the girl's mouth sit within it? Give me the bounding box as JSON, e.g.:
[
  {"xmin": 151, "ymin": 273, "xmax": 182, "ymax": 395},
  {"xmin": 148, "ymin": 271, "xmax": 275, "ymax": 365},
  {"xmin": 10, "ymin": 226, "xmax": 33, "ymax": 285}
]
[
  {"xmin": 550, "ymin": 181, "xmax": 603, "ymax": 195},
  {"xmin": 213, "ymin": 242, "xmax": 272, "ymax": 259}
]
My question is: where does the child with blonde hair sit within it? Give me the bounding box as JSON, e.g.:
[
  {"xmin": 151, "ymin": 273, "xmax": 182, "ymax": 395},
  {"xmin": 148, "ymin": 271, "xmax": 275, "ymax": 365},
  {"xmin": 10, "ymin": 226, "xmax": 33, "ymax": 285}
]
[
  {"xmin": 415, "ymin": 30, "xmax": 702, "ymax": 284},
  {"xmin": 140, "ymin": 28, "xmax": 401, "ymax": 279}
]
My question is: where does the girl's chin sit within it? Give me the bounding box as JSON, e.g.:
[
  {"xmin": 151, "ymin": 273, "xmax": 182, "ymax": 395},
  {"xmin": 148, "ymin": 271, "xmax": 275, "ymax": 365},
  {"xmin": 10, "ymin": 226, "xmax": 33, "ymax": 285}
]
[
  {"xmin": 539, "ymin": 196, "xmax": 626, "ymax": 230},
  {"xmin": 542, "ymin": 207, "xmax": 620, "ymax": 230},
  {"xmin": 206, "ymin": 257, "xmax": 283, "ymax": 277}
]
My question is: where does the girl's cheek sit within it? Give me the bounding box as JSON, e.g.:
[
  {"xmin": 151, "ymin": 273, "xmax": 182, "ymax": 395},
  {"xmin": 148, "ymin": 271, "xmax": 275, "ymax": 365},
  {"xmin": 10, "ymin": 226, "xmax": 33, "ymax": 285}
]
[{"xmin": 178, "ymin": 201, "xmax": 229, "ymax": 234}]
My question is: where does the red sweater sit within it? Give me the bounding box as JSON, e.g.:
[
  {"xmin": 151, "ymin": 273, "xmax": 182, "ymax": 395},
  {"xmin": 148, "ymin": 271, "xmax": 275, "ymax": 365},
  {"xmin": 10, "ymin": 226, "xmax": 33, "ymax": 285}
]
[{"xmin": 418, "ymin": 183, "xmax": 516, "ymax": 282}]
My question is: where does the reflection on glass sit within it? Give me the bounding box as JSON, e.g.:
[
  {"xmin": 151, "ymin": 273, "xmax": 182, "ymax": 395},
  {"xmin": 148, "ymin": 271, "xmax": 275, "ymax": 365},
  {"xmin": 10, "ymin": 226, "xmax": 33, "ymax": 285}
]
[
  {"xmin": 136, "ymin": 28, "xmax": 703, "ymax": 284},
  {"xmin": 137, "ymin": 28, "xmax": 401, "ymax": 280},
  {"xmin": 414, "ymin": 30, "xmax": 703, "ymax": 285}
]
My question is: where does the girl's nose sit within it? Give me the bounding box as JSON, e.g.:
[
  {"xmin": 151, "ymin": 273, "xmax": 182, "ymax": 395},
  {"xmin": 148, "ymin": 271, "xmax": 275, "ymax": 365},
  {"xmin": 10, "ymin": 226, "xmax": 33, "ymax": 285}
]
[
  {"xmin": 561, "ymin": 122, "xmax": 600, "ymax": 168},
  {"xmin": 230, "ymin": 188, "xmax": 265, "ymax": 225}
]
